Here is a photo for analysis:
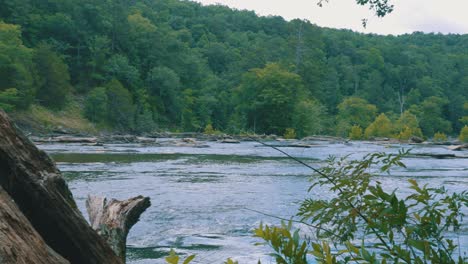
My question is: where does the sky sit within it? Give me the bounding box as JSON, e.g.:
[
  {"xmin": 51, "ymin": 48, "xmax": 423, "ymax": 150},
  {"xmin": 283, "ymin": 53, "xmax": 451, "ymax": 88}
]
[{"xmin": 193, "ymin": 0, "xmax": 468, "ymax": 35}]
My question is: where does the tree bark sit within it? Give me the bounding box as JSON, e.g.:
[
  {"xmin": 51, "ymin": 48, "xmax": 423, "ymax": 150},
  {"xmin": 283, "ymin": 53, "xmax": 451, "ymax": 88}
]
[
  {"xmin": 86, "ymin": 195, "xmax": 151, "ymax": 263},
  {"xmin": 0, "ymin": 110, "xmax": 123, "ymax": 264},
  {"xmin": 0, "ymin": 186, "xmax": 69, "ymax": 264}
]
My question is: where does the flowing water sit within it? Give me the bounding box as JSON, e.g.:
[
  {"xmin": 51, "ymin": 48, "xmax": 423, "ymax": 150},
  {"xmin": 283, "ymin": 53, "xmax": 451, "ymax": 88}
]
[{"xmin": 39, "ymin": 140, "xmax": 468, "ymax": 263}]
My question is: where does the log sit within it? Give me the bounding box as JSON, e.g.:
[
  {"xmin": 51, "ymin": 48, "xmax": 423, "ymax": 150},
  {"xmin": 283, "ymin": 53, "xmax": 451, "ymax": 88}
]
[
  {"xmin": 0, "ymin": 186, "xmax": 69, "ymax": 264},
  {"xmin": 447, "ymin": 144, "xmax": 468, "ymax": 151},
  {"xmin": 0, "ymin": 110, "xmax": 123, "ymax": 264},
  {"xmin": 86, "ymin": 195, "xmax": 151, "ymax": 263}
]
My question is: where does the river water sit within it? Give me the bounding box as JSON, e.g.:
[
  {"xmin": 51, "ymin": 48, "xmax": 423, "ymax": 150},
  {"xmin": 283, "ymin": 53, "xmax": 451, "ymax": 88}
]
[{"xmin": 38, "ymin": 139, "xmax": 468, "ymax": 263}]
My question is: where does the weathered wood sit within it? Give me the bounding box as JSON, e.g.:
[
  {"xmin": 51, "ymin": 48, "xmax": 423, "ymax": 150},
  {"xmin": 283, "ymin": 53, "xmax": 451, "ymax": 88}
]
[
  {"xmin": 0, "ymin": 186, "xmax": 69, "ymax": 264},
  {"xmin": 447, "ymin": 144, "xmax": 468, "ymax": 151},
  {"xmin": 0, "ymin": 110, "xmax": 123, "ymax": 264},
  {"xmin": 86, "ymin": 195, "xmax": 151, "ymax": 263}
]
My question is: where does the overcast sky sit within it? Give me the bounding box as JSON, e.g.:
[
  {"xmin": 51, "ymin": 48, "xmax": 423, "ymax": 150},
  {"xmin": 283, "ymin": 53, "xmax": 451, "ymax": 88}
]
[{"xmin": 194, "ymin": 0, "xmax": 468, "ymax": 35}]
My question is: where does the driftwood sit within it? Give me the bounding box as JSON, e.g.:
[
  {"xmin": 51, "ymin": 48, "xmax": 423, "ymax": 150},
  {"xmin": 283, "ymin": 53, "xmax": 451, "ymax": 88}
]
[
  {"xmin": 0, "ymin": 186, "xmax": 69, "ymax": 264},
  {"xmin": 447, "ymin": 144, "xmax": 468, "ymax": 151},
  {"xmin": 0, "ymin": 110, "xmax": 123, "ymax": 263},
  {"xmin": 86, "ymin": 195, "xmax": 151, "ymax": 263}
]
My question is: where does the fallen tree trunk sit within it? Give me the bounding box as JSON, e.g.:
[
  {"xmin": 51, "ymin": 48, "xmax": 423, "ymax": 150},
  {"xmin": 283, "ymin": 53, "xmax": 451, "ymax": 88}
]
[
  {"xmin": 0, "ymin": 186, "xmax": 69, "ymax": 264},
  {"xmin": 0, "ymin": 110, "xmax": 123, "ymax": 264},
  {"xmin": 86, "ymin": 195, "xmax": 151, "ymax": 263}
]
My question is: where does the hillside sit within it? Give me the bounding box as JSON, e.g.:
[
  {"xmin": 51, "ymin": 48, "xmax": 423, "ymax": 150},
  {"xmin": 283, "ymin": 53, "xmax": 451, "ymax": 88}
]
[{"xmin": 0, "ymin": 0, "xmax": 467, "ymax": 139}]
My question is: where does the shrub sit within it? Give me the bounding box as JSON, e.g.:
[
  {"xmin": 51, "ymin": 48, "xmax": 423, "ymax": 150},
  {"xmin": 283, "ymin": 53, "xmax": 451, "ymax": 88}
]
[
  {"xmin": 256, "ymin": 150, "xmax": 468, "ymax": 263},
  {"xmin": 283, "ymin": 128, "xmax": 296, "ymax": 139},
  {"xmin": 364, "ymin": 113, "xmax": 393, "ymax": 138},
  {"xmin": 433, "ymin": 131, "xmax": 448, "ymax": 142},
  {"xmin": 459, "ymin": 126, "xmax": 468, "ymax": 143},
  {"xmin": 204, "ymin": 123, "xmax": 215, "ymax": 134},
  {"xmin": 348, "ymin": 125, "xmax": 363, "ymax": 140}
]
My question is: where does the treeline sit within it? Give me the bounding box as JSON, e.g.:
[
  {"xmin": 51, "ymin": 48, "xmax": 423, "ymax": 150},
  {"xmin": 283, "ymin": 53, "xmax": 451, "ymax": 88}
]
[{"xmin": 0, "ymin": 0, "xmax": 467, "ymax": 139}]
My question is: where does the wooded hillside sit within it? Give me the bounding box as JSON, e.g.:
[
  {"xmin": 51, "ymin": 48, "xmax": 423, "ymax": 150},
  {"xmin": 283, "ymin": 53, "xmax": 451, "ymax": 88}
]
[{"xmin": 0, "ymin": 0, "xmax": 467, "ymax": 139}]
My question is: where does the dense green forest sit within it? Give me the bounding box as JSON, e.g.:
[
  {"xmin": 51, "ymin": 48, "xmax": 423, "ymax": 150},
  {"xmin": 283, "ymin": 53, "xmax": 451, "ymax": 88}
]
[{"xmin": 1, "ymin": 0, "xmax": 467, "ymax": 139}]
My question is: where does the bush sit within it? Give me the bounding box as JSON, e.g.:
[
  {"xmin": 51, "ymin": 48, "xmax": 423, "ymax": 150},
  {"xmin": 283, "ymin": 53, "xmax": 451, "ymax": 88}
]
[
  {"xmin": 283, "ymin": 128, "xmax": 296, "ymax": 139},
  {"xmin": 364, "ymin": 113, "xmax": 393, "ymax": 138},
  {"xmin": 459, "ymin": 126, "xmax": 468, "ymax": 143},
  {"xmin": 256, "ymin": 150, "xmax": 468, "ymax": 263},
  {"xmin": 433, "ymin": 131, "xmax": 448, "ymax": 142},
  {"xmin": 348, "ymin": 125, "xmax": 363, "ymax": 140},
  {"xmin": 204, "ymin": 123, "xmax": 215, "ymax": 134}
]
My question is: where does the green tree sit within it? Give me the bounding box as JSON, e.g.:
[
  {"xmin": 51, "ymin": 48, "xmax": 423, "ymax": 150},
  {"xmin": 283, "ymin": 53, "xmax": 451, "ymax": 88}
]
[
  {"xmin": 34, "ymin": 44, "xmax": 72, "ymax": 110},
  {"xmin": 412, "ymin": 96, "xmax": 452, "ymax": 136},
  {"xmin": 293, "ymin": 99, "xmax": 328, "ymax": 137},
  {"xmin": 105, "ymin": 79, "xmax": 134, "ymax": 130},
  {"xmin": 336, "ymin": 97, "xmax": 377, "ymax": 136},
  {"xmin": 236, "ymin": 63, "xmax": 305, "ymax": 135},
  {"xmin": 0, "ymin": 21, "xmax": 35, "ymax": 109},
  {"xmin": 84, "ymin": 87, "xmax": 108, "ymax": 123},
  {"xmin": 146, "ymin": 66, "xmax": 182, "ymax": 123},
  {"xmin": 394, "ymin": 111, "xmax": 423, "ymax": 139}
]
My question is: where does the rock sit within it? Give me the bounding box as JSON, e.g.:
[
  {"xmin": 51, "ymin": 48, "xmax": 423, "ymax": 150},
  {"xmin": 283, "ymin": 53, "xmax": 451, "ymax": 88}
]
[{"xmin": 409, "ymin": 136, "xmax": 424, "ymax": 143}]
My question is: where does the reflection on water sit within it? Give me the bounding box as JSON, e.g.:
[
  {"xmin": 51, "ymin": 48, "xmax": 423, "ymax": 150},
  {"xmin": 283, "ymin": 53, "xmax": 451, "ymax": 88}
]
[{"xmin": 40, "ymin": 140, "xmax": 468, "ymax": 263}]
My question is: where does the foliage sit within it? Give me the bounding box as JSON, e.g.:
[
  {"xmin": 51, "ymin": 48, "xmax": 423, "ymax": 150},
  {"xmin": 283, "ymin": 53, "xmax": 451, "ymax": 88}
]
[
  {"xmin": 459, "ymin": 126, "xmax": 468, "ymax": 143},
  {"xmin": 254, "ymin": 221, "xmax": 308, "ymax": 264},
  {"xmin": 283, "ymin": 128, "xmax": 297, "ymax": 139},
  {"xmin": 236, "ymin": 63, "xmax": 305, "ymax": 135},
  {"xmin": 337, "ymin": 97, "xmax": 377, "ymax": 135},
  {"xmin": 412, "ymin": 96, "xmax": 452, "ymax": 136},
  {"xmin": 0, "ymin": 88, "xmax": 19, "ymax": 111},
  {"xmin": 165, "ymin": 249, "xmax": 195, "ymax": 264},
  {"xmin": 293, "ymin": 99, "xmax": 328, "ymax": 138},
  {"xmin": 433, "ymin": 132, "xmax": 448, "ymax": 142},
  {"xmin": 258, "ymin": 150, "xmax": 468, "ymax": 263},
  {"xmin": 84, "ymin": 87, "xmax": 108, "ymax": 123},
  {"xmin": 348, "ymin": 125, "xmax": 363, "ymax": 140},
  {"xmin": 34, "ymin": 44, "xmax": 72, "ymax": 110},
  {"xmin": 364, "ymin": 113, "xmax": 393, "ymax": 138},
  {"xmin": 105, "ymin": 79, "xmax": 134, "ymax": 130},
  {"xmin": 0, "ymin": 21, "xmax": 34, "ymax": 109},
  {"xmin": 460, "ymin": 102, "xmax": 468, "ymax": 126},
  {"xmin": 395, "ymin": 111, "xmax": 423, "ymax": 140},
  {"xmin": 204, "ymin": 123, "xmax": 216, "ymax": 134},
  {"xmin": 0, "ymin": 0, "xmax": 467, "ymax": 135}
]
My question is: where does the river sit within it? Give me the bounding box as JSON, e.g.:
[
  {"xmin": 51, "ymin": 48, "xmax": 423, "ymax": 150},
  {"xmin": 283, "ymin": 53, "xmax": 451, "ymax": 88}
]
[{"xmin": 38, "ymin": 139, "xmax": 468, "ymax": 263}]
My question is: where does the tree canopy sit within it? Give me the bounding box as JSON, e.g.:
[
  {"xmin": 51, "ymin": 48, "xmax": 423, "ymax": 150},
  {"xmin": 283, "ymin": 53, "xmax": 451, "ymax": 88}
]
[{"xmin": 0, "ymin": 0, "xmax": 465, "ymax": 137}]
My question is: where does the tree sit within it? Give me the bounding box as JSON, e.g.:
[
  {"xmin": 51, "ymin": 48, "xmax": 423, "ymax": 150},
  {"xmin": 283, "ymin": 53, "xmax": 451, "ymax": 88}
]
[
  {"xmin": 146, "ymin": 66, "xmax": 182, "ymax": 123},
  {"xmin": 34, "ymin": 44, "xmax": 72, "ymax": 110},
  {"xmin": 84, "ymin": 87, "xmax": 108, "ymax": 123},
  {"xmin": 293, "ymin": 99, "xmax": 328, "ymax": 137},
  {"xmin": 412, "ymin": 96, "xmax": 452, "ymax": 136},
  {"xmin": 394, "ymin": 111, "xmax": 423, "ymax": 140},
  {"xmin": 336, "ymin": 97, "xmax": 377, "ymax": 136},
  {"xmin": 105, "ymin": 79, "xmax": 134, "ymax": 130},
  {"xmin": 236, "ymin": 63, "xmax": 305, "ymax": 135},
  {"xmin": 0, "ymin": 21, "xmax": 35, "ymax": 109}
]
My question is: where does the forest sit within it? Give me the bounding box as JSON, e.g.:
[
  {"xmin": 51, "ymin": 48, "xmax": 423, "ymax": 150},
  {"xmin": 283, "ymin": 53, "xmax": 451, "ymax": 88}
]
[{"xmin": 1, "ymin": 0, "xmax": 467, "ymax": 140}]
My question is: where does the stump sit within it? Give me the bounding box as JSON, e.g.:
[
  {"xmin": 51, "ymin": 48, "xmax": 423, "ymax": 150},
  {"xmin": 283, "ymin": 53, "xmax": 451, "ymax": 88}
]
[
  {"xmin": 86, "ymin": 195, "xmax": 151, "ymax": 263},
  {"xmin": 0, "ymin": 110, "xmax": 123, "ymax": 263}
]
